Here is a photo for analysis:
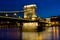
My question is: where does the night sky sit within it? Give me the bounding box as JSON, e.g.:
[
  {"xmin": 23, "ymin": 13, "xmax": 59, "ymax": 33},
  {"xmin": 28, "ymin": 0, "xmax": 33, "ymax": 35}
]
[{"xmin": 0, "ymin": 0, "xmax": 60, "ymax": 18}]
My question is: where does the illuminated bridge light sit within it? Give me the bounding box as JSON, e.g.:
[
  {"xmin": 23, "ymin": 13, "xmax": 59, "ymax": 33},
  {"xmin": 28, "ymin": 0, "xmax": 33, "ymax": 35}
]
[{"xmin": 5, "ymin": 13, "xmax": 8, "ymax": 16}]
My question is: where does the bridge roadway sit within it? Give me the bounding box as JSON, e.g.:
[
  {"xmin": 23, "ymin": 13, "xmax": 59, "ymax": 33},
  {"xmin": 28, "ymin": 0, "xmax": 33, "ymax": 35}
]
[{"xmin": 0, "ymin": 16, "xmax": 48, "ymax": 24}]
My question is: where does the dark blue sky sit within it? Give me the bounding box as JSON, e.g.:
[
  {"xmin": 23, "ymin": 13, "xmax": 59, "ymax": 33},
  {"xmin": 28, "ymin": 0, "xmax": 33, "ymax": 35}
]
[{"xmin": 0, "ymin": 0, "xmax": 60, "ymax": 18}]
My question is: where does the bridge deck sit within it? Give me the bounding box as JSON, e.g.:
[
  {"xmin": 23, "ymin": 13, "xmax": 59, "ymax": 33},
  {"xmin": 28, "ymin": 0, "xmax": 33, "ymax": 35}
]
[{"xmin": 0, "ymin": 16, "xmax": 48, "ymax": 24}]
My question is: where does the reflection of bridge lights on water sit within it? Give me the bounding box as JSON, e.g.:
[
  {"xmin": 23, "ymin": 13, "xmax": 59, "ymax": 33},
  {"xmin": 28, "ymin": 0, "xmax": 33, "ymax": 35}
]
[
  {"xmin": 23, "ymin": 27, "xmax": 52, "ymax": 40},
  {"xmin": 22, "ymin": 27, "xmax": 59, "ymax": 40}
]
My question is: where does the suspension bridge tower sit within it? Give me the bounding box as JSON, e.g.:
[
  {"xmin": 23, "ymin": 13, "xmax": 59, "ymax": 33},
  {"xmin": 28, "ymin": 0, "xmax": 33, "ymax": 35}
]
[{"xmin": 24, "ymin": 4, "xmax": 37, "ymax": 20}]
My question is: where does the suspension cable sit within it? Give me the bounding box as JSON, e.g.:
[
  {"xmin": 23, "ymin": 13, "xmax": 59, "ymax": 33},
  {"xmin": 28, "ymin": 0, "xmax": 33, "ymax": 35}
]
[{"xmin": 0, "ymin": 10, "xmax": 24, "ymax": 13}]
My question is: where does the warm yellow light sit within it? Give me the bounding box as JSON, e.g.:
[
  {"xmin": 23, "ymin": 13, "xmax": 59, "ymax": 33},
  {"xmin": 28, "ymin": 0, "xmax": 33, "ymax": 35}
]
[
  {"xmin": 51, "ymin": 22, "xmax": 55, "ymax": 24},
  {"xmin": 48, "ymin": 22, "xmax": 51, "ymax": 24},
  {"xmin": 56, "ymin": 22, "xmax": 59, "ymax": 24},
  {"xmin": 24, "ymin": 4, "xmax": 36, "ymax": 8},
  {"xmin": 32, "ymin": 17, "xmax": 36, "ymax": 20},
  {"xmin": 24, "ymin": 16, "xmax": 27, "ymax": 18},
  {"xmin": 14, "ymin": 13, "xmax": 16, "ymax": 15},
  {"xmin": 6, "ymin": 14, "xmax": 8, "ymax": 16}
]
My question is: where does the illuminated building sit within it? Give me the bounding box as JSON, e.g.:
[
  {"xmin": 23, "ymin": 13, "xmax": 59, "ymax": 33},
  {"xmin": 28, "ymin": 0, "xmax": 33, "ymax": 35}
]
[
  {"xmin": 50, "ymin": 16, "xmax": 59, "ymax": 40},
  {"xmin": 45, "ymin": 18, "xmax": 51, "ymax": 27}
]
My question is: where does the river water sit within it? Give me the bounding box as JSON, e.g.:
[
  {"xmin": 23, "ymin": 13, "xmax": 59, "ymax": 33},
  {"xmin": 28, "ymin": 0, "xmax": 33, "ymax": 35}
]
[
  {"xmin": 0, "ymin": 27, "xmax": 59, "ymax": 40},
  {"xmin": 22, "ymin": 27, "xmax": 52, "ymax": 40}
]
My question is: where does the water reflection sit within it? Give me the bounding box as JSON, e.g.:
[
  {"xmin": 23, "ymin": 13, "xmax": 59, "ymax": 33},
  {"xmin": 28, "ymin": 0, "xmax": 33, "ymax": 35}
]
[
  {"xmin": 0, "ymin": 28, "xmax": 21, "ymax": 40},
  {"xmin": 22, "ymin": 27, "xmax": 52, "ymax": 40},
  {"xmin": 0, "ymin": 27, "xmax": 59, "ymax": 40}
]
